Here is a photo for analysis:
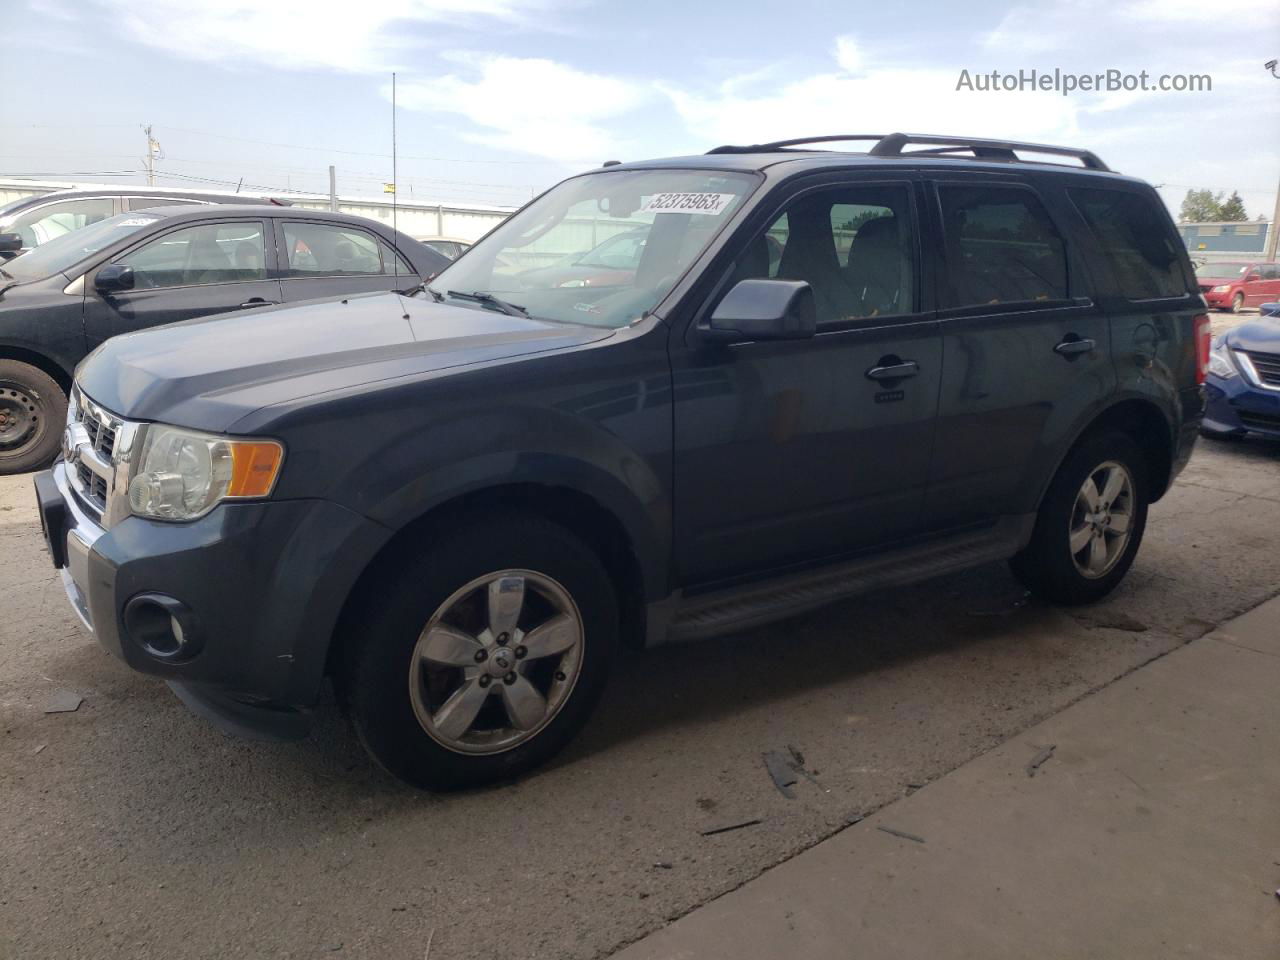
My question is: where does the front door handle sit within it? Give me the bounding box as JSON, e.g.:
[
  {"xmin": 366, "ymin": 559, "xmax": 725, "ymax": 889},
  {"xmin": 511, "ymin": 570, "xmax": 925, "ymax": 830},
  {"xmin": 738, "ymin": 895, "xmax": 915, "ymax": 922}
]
[
  {"xmin": 239, "ymin": 298, "xmax": 279, "ymax": 308},
  {"xmin": 865, "ymin": 359, "xmax": 920, "ymax": 381},
  {"xmin": 1054, "ymin": 336, "xmax": 1096, "ymax": 357}
]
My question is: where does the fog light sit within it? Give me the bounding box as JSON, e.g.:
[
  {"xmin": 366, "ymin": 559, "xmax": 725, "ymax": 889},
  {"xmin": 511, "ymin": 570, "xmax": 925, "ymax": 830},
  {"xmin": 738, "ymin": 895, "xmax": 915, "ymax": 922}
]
[{"xmin": 123, "ymin": 594, "xmax": 201, "ymax": 661}]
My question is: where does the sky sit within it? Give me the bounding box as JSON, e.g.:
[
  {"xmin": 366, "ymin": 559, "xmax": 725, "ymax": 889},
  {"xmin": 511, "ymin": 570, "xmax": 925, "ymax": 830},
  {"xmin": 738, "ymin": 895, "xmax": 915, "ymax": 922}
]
[{"xmin": 1, "ymin": 0, "xmax": 1278, "ymax": 217}]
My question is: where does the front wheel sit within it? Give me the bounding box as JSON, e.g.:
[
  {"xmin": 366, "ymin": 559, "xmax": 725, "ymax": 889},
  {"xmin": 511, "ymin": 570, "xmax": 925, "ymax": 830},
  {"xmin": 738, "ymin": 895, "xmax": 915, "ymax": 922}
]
[
  {"xmin": 340, "ymin": 514, "xmax": 619, "ymax": 790},
  {"xmin": 1010, "ymin": 431, "xmax": 1149, "ymax": 605},
  {"xmin": 0, "ymin": 360, "xmax": 66, "ymax": 475},
  {"xmin": 1231, "ymin": 292, "xmax": 1245, "ymax": 314}
]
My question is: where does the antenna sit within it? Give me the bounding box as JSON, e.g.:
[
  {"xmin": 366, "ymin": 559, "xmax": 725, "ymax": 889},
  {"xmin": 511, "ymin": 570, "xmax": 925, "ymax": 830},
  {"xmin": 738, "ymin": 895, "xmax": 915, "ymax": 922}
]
[{"xmin": 390, "ymin": 72, "xmax": 410, "ymax": 319}]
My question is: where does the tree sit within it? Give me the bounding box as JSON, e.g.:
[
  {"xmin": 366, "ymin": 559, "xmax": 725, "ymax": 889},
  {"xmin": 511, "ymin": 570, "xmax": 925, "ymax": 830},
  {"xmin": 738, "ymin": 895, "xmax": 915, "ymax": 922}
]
[
  {"xmin": 1218, "ymin": 191, "xmax": 1248, "ymax": 221},
  {"xmin": 1178, "ymin": 188, "xmax": 1250, "ymax": 222},
  {"xmin": 1179, "ymin": 188, "xmax": 1223, "ymax": 222}
]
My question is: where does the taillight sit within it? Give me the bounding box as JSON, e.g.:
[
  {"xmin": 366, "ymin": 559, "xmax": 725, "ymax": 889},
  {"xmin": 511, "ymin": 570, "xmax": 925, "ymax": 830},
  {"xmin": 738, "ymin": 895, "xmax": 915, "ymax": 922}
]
[{"xmin": 1194, "ymin": 313, "xmax": 1211, "ymax": 384}]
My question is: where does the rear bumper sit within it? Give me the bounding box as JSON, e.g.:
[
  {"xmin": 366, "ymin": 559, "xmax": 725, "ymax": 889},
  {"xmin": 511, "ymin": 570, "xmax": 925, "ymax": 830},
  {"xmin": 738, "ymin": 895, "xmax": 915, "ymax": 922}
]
[
  {"xmin": 35, "ymin": 461, "xmax": 389, "ymax": 738},
  {"xmin": 1204, "ymin": 374, "xmax": 1280, "ymax": 437}
]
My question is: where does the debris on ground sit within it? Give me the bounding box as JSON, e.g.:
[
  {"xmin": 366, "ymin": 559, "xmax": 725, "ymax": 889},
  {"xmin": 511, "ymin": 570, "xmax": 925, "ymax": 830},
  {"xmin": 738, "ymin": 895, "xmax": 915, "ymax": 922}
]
[
  {"xmin": 763, "ymin": 751, "xmax": 799, "ymax": 799},
  {"xmin": 966, "ymin": 591, "xmax": 1032, "ymax": 617},
  {"xmin": 876, "ymin": 825, "xmax": 926, "ymax": 844},
  {"xmin": 43, "ymin": 691, "xmax": 83, "ymax": 714},
  {"xmin": 700, "ymin": 817, "xmax": 763, "ymax": 837},
  {"xmin": 1026, "ymin": 744, "xmax": 1057, "ymax": 777},
  {"xmin": 33, "ymin": 744, "xmax": 46, "ymax": 755},
  {"xmin": 652, "ymin": 861, "xmax": 673, "ymax": 870},
  {"xmin": 1075, "ymin": 611, "xmax": 1149, "ymax": 632}
]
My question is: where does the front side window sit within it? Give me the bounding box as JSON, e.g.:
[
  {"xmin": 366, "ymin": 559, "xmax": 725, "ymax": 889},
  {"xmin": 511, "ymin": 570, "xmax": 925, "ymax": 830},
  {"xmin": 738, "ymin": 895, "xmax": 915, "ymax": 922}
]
[
  {"xmin": 3, "ymin": 197, "xmax": 115, "ymax": 248},
  {"xmin": 116, "ymin": 222, "xmax": 267, "ymax": 288},
  {"xmin": 0, "ymin": 212, "xmax": 162, "ymax": 282},
  {"xmin": 940, "ymin": 185, "xmax": 1068, "ymax": 308},
  {"xmin": 426, "ymin": 169, "xmax": 757, "ymax": 328},
  {"xmin": 1070, "ymin": 187, "xmax": 1187, "ymax": 299},
  {"xmin": 726, "ymin": 185, "xmax": 916, "ymax": 323},
  {"xmin": 283, "ymin": 222, "xmax": 387, "ymax": 276}
]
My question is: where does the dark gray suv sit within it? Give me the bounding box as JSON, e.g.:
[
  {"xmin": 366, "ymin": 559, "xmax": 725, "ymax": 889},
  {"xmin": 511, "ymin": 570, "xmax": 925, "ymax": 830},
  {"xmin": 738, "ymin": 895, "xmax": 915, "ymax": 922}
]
[{"xmin": 33, "ymin": 134, "xmax": 1207, "ymax": 789}]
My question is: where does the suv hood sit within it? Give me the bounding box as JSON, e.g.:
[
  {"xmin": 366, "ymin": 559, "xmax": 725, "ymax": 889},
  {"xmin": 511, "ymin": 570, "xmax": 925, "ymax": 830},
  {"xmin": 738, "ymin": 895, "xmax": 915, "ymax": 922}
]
[
  {"xmin": 76, "ymin": 291, "xmax": 614, "ymax": 429},
  {"xmin": 1222, "ymin": 316, "xmax": 1280, "ymax": 354}
]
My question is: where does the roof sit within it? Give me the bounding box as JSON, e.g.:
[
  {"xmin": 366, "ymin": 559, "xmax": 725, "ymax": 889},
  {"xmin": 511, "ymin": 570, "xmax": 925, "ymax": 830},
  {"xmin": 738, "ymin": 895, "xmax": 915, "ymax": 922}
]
[{"xmin": 0, "ymin": 187, "xmax": 281, "ymax": 210}]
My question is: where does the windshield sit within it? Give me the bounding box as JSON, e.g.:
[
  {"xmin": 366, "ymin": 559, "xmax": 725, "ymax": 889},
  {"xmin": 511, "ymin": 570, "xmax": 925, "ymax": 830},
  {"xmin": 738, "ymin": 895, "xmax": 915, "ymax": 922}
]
[
  {"xmin": 1194, "ymin": 261, "xmax": 1250, "ymax": 278},
  {"xmin": 0, "ymin": 212, "xmax": 162, "ymax": 282},
  {"xmin": 425, "ymin": 169, "xmax": 757, "ymax": 328}
]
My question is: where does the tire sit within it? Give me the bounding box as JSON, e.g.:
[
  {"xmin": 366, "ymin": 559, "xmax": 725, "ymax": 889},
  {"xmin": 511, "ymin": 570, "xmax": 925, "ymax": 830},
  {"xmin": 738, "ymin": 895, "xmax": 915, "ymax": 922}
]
[
  {"xmin": 1199, "ymin": 425, "xmax": 1243, "ymax": 441},
  {"xmin": 1010, "ymin": 430, "xmax": 1149, "ymax": 606},
  {"xmin": 0, "ymin": 360, "xmax": 66, "ymax": 475},
  {"xmin": 1231, "ymin": 292, "xmax": 1244, "ymax": 314},
  {"xmin": 339, "ymin": 513, "xmax": 619, "ymax": 790}
]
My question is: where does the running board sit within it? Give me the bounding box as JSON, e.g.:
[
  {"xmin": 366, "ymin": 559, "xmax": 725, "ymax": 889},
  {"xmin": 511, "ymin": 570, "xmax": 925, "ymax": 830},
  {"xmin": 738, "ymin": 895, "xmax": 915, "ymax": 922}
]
[{"xmin": 651, "ymin": 515, "xmax": 1033, "ymax": 645}]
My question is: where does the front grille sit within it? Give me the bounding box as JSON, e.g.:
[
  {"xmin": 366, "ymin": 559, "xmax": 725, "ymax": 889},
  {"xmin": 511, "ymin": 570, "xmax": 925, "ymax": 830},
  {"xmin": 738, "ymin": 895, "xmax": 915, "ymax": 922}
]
[
  {"xmin": 81, "ymin": 401, "xmax": 118, "ymax": 458},
  {"xmin": 1238, "ymin": 410, "xmax": 1280, "ymax": 432},
  {"xmin": 75, "ymin": 461, "xmax": 109, "ymax": 511},
  {"xmin": 1244, "ymin": 351, "xmax": 1280, "ymax": 387}
]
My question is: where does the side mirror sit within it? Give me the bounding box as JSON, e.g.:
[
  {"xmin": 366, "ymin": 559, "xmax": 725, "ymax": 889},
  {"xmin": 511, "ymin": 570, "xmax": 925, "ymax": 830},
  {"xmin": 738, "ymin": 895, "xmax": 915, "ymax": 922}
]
[
  {"xmin": 1246, "ymin": 273, "xmax": 1261, "ymax": 283},
  {"xmin": 0, "ymin": 233, "xmax": 24, "ymax": 254},
  {"xmin": 702, "ymin": 278, "xmax": 817, "ymax": 343},
  {"xmin": 95, "ymin": 264, "xmax": 135, "ymax": 294}
]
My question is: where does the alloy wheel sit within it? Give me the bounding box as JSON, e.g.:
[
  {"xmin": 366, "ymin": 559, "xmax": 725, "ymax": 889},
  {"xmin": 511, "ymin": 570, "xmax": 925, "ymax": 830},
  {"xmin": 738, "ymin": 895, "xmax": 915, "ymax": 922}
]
[
  {"xmin": 1068, "ymin": 460, "xmax": 1135, "ymax": 579},
  {"xmin": 408, "ymin": 569, "xmax": 584, "ymax": 755}
]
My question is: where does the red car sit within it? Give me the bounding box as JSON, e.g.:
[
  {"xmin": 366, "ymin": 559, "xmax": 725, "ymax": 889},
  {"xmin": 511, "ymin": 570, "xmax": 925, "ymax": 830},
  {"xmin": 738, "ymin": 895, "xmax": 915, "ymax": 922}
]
[{"xmin": 1194, "ymin": 260, "xmax": 1280, "ymax": 313}]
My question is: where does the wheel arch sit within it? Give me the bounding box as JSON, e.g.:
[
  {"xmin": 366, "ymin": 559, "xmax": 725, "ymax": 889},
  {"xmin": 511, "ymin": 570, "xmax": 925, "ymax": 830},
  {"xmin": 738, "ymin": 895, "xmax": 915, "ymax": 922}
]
[
  {"xmin": 1039, "ymin": 397, "xmax": 1176, "ymax": 509},
  {"xmin": 0, "ymin": 343, "xmax": 74, "ymax": 392},
  {"xmin": 327, "ymin": 479, "xmax": 657, "ymax": 681}
]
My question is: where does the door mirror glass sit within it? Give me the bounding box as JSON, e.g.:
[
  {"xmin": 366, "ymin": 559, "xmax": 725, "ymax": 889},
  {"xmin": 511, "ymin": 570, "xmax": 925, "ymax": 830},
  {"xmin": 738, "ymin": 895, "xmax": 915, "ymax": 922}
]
[
  {"xmin": 95, "ymin": 264, "xmax": 135, "ymax": 293},
  {"xmin": 704, "ymin": 278, "xmax": 817, "ymax": 342},
  {"xmin": 0, "ymin": 233, "xmax": 23, "ymax": 253}
]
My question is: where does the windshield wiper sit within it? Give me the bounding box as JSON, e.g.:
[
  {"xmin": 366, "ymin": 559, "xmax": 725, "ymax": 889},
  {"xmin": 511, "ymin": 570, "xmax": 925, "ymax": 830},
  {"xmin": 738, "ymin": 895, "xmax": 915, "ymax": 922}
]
[{"xmin": 446, "ymin": 290, "xmax": 530, "ymax": 318}]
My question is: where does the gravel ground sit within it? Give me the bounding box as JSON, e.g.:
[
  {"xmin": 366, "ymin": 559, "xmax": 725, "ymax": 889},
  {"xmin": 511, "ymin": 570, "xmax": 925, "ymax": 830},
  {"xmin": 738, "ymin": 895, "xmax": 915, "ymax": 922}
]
[{"xmin": 1, "ymin": 328, "xmax": 1278, "ymax": 960}]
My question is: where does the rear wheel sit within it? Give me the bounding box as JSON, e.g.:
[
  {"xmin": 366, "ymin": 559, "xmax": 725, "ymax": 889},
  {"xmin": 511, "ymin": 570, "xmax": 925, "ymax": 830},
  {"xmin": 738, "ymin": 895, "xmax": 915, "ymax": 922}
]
[
  {"xmin": 1011, "ymin": 431, "xmax": 1149, "ymax": 605},
  {"xmin": 340, "ymin": 514, "xmax": 619, "ymax": 790},
  {"xmin": 0, "ymin": 360, "xmax": 66, "ymax": 475}
]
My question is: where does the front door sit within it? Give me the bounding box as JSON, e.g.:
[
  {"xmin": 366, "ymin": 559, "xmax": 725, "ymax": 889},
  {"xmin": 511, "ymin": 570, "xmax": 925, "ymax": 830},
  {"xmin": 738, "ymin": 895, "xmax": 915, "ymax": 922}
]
[
  {"xmin": 83, "ymin": 218, "xmax": 281, "ymax": 346},
  {"xmin": 672, "ymin": 179, "xmax": 942, "ymax": 585},
  {"xmin": 923, "ymin": 177, "xmax": 1114, "ymax": 532}
]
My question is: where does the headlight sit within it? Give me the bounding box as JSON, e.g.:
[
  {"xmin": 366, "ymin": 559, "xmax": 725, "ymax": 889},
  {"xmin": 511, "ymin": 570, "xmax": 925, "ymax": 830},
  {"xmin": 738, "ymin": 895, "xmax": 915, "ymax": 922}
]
[
  {"xmin": 127, "ymin": 425, "xmax": 284, "ymax": 521},
  {"xmin": 1211, "ymin": 285, "xmax": 1230, "ymax": 293},
  {"xmin": 1207, "ymin": 343, "xmax": 1236, "ymax": 379}
]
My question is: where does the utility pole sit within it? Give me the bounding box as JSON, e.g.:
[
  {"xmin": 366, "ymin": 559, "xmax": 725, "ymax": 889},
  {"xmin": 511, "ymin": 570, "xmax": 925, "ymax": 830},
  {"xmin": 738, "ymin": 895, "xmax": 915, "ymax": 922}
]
[
  {"xmin": 1265, "ymin": 173, "xmax": 1280, "ymax": 263},
  {"xmin": 141, "ymin": 124, "xmax": 162, "ymax": 186},
  {"xmin": 328, "ymin": 165, "xmax": 338, "ymax": 212}
]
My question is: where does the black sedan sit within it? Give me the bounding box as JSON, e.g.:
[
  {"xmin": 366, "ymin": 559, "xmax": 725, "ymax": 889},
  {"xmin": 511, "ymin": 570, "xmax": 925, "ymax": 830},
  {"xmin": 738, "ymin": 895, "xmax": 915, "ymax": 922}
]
[{"xmin": 0, "ymin": 205, "xmax": 449, "ymax": 473}]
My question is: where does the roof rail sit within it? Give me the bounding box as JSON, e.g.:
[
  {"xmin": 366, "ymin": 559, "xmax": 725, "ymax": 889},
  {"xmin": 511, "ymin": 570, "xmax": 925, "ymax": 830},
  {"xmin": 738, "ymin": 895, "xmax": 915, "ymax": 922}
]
[{"xmin": 706, "ymin": 132, "xmax": 1110, "ymax": 171}]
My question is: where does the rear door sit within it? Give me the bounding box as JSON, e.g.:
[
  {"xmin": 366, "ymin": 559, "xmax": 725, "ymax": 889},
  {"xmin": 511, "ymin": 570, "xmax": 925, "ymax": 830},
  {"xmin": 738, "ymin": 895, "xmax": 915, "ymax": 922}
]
[
  {"xmin": 82, "ymin": 218, "xmax": 282, "ymax": 346},
  {"xmin": 922, "ymin": 175, "xmax": 1113, "ymax": 532},
  {"xmin": 671, "ymin": 175, "xmax": 943, "ymax": 583},
  {"xmin": 274, "ymin": 219, "xmax": 415, "ymax": 303}
]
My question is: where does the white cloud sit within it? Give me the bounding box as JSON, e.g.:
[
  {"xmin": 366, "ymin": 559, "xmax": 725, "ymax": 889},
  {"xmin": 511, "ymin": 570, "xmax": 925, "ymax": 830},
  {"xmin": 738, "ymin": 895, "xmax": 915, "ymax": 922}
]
[
  {"xmin": 834, "ymin": 35, "xmax": 862, "ymax": 75},
  {"xmin": 394, "ymin": 54, "xmax": 650, "ymax": 163},
  {"xmin": 90, "ymin": 0, "xmax": 552, "ymax": 72}
]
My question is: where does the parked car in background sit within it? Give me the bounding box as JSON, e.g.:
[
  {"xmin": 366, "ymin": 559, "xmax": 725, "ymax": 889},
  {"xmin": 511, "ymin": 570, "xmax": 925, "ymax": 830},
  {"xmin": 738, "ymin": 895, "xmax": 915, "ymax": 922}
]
[
  {"xmin": 416, "ymin": 237, "xmax": 471, "ymax": 261},
  {"xmin": 1193, "ymin": 260, "xmax": 1280, "ymax": 313},
  {"xmin": 32, "ymin": 133, "xmax": 1205, "ymax": 789},
  {"xmin": 0, "ymin": 188, "xmax": 290, "ymax": 260},
  {"xmin": 0, "ymin": 205, "xmax": 448, "ymax": 473},
  {"xmin": 1202, "ymin": 307, "xmax": 1280, "ymax": 440}
]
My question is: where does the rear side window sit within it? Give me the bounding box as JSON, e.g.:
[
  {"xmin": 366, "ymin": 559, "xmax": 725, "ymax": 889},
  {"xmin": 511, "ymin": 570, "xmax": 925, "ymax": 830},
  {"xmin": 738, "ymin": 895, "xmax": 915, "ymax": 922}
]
[
  {"xmin": 283, "ymin": 222, "xmax": 391, "ymax": 277},
  {"xmin": 939, "ymin": 186, "xmax": 1068, "ymax": 308},
  {"xmin": 1069, "ymin": 188, "xmax": 1186, "ymax": 299}
]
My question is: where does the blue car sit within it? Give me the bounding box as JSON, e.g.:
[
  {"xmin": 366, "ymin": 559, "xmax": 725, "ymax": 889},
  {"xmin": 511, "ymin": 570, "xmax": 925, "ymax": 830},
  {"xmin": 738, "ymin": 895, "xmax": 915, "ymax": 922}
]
[{"xmin": 1202, "ymin": 301, "xmax": 1280, "ymax": 440}]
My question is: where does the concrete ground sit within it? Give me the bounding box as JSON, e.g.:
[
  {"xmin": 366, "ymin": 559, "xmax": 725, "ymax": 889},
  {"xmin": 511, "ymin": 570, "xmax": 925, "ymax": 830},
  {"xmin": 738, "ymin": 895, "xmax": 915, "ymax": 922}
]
[
  {"xmin": 1, "ymin": 384, "xmax": 1278, "ymax": 959},
  {"xmin": 613, "ymin": 593, "xmax": 1280, "ymax": 960}
]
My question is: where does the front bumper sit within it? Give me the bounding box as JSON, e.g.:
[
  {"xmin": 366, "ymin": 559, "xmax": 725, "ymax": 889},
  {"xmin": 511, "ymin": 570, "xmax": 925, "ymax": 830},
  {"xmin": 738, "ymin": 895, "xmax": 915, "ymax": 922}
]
[
  {"xmin": 1203, "ymin": 373, "xmax": 1280, "ymax": 438},
  {"xmin": 34, "ymin": 462, "xmax": 389, "ymax": 739},
  {"xmin": 1202, "ymin": 290, "xmax": 1234, "ymax": 309}
]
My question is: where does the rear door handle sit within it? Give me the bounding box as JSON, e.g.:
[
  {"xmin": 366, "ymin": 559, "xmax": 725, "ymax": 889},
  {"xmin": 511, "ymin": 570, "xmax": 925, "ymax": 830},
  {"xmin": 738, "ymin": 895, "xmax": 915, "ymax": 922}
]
[
  {"xmin": 239, "ymin": 298, "xmax": 279, "ymax": 308},
  {"xmin": 865, "ymin": 360, "xmax": 920, "ymax": 381},
  {"xmin": 1054, "ymin": 336, "xmax": 1096, "ymax": 357}
]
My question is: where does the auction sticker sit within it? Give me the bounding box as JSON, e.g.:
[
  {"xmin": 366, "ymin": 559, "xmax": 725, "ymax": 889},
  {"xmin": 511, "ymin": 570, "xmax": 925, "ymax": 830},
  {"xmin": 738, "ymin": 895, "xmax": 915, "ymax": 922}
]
[{"xmin": 641, "ymin": 192, "xmax": 735, "ymax": 216}]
